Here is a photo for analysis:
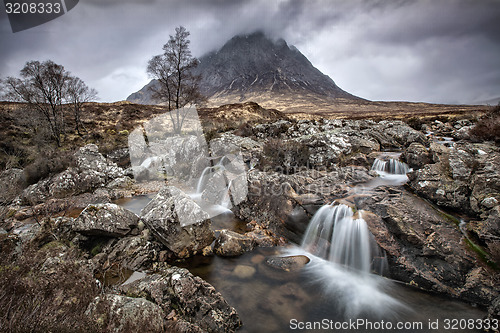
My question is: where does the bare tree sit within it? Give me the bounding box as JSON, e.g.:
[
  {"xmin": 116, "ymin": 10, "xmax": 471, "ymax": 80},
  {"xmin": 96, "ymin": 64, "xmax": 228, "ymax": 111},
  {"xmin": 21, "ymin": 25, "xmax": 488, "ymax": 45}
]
[
  {"xmin": 5, "ymin": 61, "xmax": 68, "ymax": 146},
  {"xmin": 147, "ymin": 26, "xmax": 204, "ymax": 133},
  {"xmin": 66, "ymin": 76, "xmax": 97, "ymax": 135},
  {"xmin": 3, "ymin": 60, "xmax": 98, "ymax": 145}
]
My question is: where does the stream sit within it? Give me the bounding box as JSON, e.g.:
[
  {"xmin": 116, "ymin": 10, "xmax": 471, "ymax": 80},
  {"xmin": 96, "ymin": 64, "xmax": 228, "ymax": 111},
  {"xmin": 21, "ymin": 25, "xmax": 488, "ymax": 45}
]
[{"xmin": 113, "ymin": 153, "xmax": 487, "ymax": 332}]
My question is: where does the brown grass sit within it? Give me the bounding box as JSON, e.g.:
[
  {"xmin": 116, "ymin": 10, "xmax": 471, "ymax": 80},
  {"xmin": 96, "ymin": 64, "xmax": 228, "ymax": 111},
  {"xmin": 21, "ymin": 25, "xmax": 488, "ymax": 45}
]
[
  {"xmin": 0, "ymin": 238, "xmax": 101, "ymax": 332},
  {"xmin": 470, "ymin": 104, "xmax": 500, "ymax": 143}
]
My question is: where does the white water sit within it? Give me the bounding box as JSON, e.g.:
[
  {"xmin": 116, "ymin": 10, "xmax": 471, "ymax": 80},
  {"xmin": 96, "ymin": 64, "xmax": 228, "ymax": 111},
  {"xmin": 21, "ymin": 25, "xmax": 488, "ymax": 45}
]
[
  {"xmin": 304, "ymin": 253, "xmax": 406, "ymax": 318},
  {"xmin": 371, "ymin": 158, "xmax": 411, "ymax": 175},
  {"xmin": 298, "ymin": 204, "xmax": 404, "ymax": 317},
  {"xmin": 301, "ymin": 204, "xmax": 387, "ymax": 275},
  {"xmin": 191, "ymin": 156, "xmax": 243, "ymax": 217},
  {"xmin": 196, "ymin": 166, "xmax": 216, "ymax": 194}
]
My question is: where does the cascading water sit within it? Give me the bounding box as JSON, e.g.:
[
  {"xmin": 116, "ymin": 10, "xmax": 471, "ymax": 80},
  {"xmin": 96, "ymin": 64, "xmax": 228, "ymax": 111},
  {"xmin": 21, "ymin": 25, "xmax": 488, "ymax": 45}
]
[
  {"xmin": 371, "ymin": 158, "xmax": 411, "ymax": 175},
  {"xmin": 297, "ymin": 204, "xmax": 403, "ymax": 317},
  {"xmin": 301, "ymin": 204, "xmax": 387, "ymax": 274},
  {"xmin": 195, "ymin": 156, "xmax": 231, "ymax": 194},
  {"xmin": 196, "ymin": 166, "xmax": 216, "ymax": 193}
]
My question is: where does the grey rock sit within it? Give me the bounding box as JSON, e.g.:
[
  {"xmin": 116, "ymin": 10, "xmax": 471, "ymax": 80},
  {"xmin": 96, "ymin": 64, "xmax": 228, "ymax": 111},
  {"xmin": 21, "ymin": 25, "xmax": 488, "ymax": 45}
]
[
  {"xmin": 21, "ymin": 144, "xmax": 125, "ymax": 204},
  {"xmin": 85, "ymin": 294, "xmax": 165, "ymax": 333},
  {"xmin": 293, "ymin": 131, "xmax": 352, "ymax": 167},
  {"xmin": 253, "ymin": 120, "xmax": 292, "ymax": 139},
  {"xmin": 106, "ymin": 176, "xmax": 135, "ymax": 189},
  {"xmin": 482, "ymin": 197, "xmax": 499, "ymax": 209},
  {"xmin": 73, "ymin": 203, "xmax": 139, "ymax": 237},
  {"xmin": 265, "ymin": 255, "xmax": 310, "ymax": 272},
  {"xmin": 141, "ymin": 186, "xmax": 214, "ymax": 258},
  {"xmin": 401, "ymin": 142, "xmax": 432, "ymax": 169},
  {"xmin": 371, "ymin": 120, "xmax": 428, "ymax": 149},
  {"xmin": 75, "ymin": 144, "xmax": 124, "ymax": 180},
  {"xmin": 106, "ymin": 147, "xmax": 130, "ymax": 167},
  {"xmin": 21, "ymin": 178, "xmax": 50, "ymax": 205},
  {"xmin": 358, "ymin": 187, "xmax": 498, "ymax": 306},
  {"xmin": 120, "ymin": 266, "xmax": 242, "ymax": 333},
  {"xmin": 92, "ymin": 235, "xmax": 162, "ymax": 272},
  {"xmin": 408, "ymin": 163, "xmax": 470, "ymax": 211}
]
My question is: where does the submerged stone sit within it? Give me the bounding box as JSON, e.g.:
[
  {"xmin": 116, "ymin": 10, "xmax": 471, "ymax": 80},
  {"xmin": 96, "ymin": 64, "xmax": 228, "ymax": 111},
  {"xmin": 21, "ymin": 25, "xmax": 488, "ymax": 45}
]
[
  {"xmin": 232, "ymin": 265, "xmax": 256, "ymax": 279},
  {"xmin": 214, "ymin": 229, "xmax": 255, "ymax": 257},
  {"xmin": 265, "ymin": 255, "xmax": 310, "ymax": 272}
]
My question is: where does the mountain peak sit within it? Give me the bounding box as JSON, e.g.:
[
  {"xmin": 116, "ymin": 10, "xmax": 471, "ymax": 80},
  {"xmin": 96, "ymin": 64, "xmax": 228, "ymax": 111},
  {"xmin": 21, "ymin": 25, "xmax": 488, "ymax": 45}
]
[{"xmin": 127, "ymin": 33, "xmax": 363, "ymax": 110}]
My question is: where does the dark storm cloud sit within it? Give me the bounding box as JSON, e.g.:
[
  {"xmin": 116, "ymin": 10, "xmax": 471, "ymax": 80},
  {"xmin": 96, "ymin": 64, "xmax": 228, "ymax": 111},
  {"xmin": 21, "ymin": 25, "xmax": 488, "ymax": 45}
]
[{"xmin": 0, "ymin": 0, "xmax": 499, "ymax": 103}]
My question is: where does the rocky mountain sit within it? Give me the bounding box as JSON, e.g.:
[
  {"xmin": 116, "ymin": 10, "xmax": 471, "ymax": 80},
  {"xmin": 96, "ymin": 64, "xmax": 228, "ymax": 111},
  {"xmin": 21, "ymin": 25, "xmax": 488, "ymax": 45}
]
[{"xmin": 127, "ymin": 32, "xmax": 363, "ymax": 112}]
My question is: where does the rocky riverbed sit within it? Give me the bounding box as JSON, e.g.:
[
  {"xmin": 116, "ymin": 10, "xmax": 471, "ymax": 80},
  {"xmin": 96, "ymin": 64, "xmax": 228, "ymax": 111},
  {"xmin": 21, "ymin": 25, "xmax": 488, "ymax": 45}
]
[{"xmin": 0, "ymin": 115, "xmax": 499, "ymax": 332}]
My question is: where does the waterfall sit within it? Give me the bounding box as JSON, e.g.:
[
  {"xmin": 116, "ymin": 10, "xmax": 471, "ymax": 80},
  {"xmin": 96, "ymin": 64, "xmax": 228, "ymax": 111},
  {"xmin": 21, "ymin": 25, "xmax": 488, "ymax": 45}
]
[
  {"xmin": 371, "ymin": 158, "xmax": 411, "ymax": 175},
  {"xmin": 301, "ymin": 204, "xmax": 387, "ymax": 275},
  {"xmin": 196, "ymin": 166, "xmax": 215, "ymax": 193}
]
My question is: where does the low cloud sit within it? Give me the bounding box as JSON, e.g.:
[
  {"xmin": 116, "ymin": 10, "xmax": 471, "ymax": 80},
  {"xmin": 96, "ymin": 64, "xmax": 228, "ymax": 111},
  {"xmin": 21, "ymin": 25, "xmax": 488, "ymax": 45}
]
[{"xmin": 0, "ymin": 0, "xmax": 499, "ymax": 104}]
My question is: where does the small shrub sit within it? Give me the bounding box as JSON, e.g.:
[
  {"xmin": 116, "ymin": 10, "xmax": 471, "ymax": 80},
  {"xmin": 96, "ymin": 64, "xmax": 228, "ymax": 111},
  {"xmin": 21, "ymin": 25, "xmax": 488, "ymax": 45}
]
[
  {"xmin": 470, "ymin": 104, "xmax": 500, "ymax": 143},
  {"xmin": 260, "ymin": 138, "xmax": 310, "ymax": 173},
  {"xmin": 233, "ymin": 122, "xmax": 254, "ymax": 137},
  {"xmin": 23, "ymin": 149, "xmax": 75, "ymax": 185}
]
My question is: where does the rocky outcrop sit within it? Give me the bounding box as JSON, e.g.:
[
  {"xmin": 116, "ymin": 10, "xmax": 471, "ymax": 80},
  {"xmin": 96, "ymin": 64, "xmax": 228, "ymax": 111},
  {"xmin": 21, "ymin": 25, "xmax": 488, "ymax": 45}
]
[
  {"xmin": 120, "ymin": 266, "xmax": 242, "ymax": 332},
  {"xmin": 141, "ymin": 186, "xmax": 214, "ymax": 258},
  {"xmin": 235, "ymin": 167, "xmax": 372, "ymax": 243},
  {"xmin": 357, "ymin": 186, "xmax": 499, "ymax": 306},
  {"xmin": 85, "ymin": 294, "xmax": 165, "ymax": 332},
  {"xmin": 408, "ymin": 141, "xmax": 500, "ymax": 228},
  {"xmin": 21, "ymin": 144, "xmax": 125, "ymax": 205},
  {"xmin": 73, "ymin": 203, "xmax": 139, "ymax": 237}
]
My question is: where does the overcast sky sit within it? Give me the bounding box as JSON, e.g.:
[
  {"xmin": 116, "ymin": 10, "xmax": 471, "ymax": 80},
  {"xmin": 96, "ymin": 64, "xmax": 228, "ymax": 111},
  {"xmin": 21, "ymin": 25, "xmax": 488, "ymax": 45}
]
[{"xmin": 1, "ymin": 0, "xmax": 499, "ymax": 104}]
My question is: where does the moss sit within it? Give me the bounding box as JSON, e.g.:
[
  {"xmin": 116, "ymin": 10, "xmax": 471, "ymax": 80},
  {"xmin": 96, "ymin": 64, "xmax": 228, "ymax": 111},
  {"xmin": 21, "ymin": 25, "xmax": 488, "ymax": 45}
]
[
  {"xmin": 6, "ymin": 209, "xmax": 17, "ymax": 219},
  {"xmin": 41, "ymin": 240, "xmax": 66, "ymax": 251},
  {"xmin": 465, "ymin": 238, "xmax": 499, "ymax": 271},
  {"xmin": 90, "ymin": 243, "xmax": 104, "ymax": 257}
]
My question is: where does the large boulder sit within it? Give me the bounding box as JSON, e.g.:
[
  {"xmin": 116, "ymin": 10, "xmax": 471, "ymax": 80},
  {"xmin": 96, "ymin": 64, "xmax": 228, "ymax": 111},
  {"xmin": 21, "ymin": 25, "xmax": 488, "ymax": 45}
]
[
  {"xmin": 75, "ymin": 144, "xmax": 124, "ymax": 179},
  {"xmin": 469, "ymin": 147, "xmax": 500, "ymax": 214},
  {"xmin": 401, "ymin": 142, "xmax": 432, "ymax": 169},
  {"xmin": 407, "ymin": 162, "xmax": 470, "ymax": 211},
  {"xmin": 293, "ymin": 131, "xmax": 352, "ymax": 168},
  {"xmin": 120, "ymin": 266, "xmax": 242, "ymax": 333},
  {"xmin": 408, "ymin": 142, "xmax": 500, "ymax": 217},
  {"xmin": 372, "ymin": 120, "xmax": 428, "ymax": 148},
  {"xmin": 141, "ymin": 186, "xmax": 214, "ymax": 258},
  {"xmin": 85, "ymin": 294, "xmax": 165, "ymax": 332},
  {"xmin": 91, "ymin": 234, "xmax": 162, "ymax": 273},
  {"xmin": 73, "ymin": 203, "xmax": 139, "ymax": 237}
]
